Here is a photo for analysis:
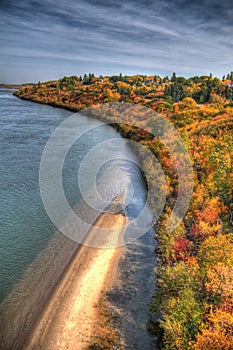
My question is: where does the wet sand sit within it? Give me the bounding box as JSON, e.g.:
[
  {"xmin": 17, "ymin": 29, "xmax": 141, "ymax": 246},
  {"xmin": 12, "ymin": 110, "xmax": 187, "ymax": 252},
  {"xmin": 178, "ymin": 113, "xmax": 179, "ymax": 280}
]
[{"xmin": 23, "ymin": 213, "xmax": 126, "ymax": 350}]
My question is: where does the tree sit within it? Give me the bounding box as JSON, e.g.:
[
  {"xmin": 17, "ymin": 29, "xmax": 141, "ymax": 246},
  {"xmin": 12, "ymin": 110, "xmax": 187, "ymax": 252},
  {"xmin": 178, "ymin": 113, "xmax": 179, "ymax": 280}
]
[
  {"xmin": 194, "ymin": 309, "xmax": 233, "ymax": 350},
  {"xmin": 171, "ymin": 72, "xmax": 177, "ymax": 82},
  {"xmin": 178, "ymin": 97, "xmax": 197, "ymax": 110},
  {"xmin": 104, "ymin": 89, "xmax": 120, "ymax": 102},
  {"xmin": 116, "ymin": 81, "xmax": 132, "ymax": 94},
  {"xmin": 160, "ymin": 288, "xmax": 203, "ymax": 349},
  {"xmin": 172, "ymin": 237, "xmax": 192, "ymax": 261},
  {"xmin": 198, "ymin": 234, "xmax": 233, "ymax": 270},
  {"xmin": 225, "ymin": 85, "xmax": 233, "ymax": 100},
  {"xmin": 205, "ymin": 262, "xmax": 233, "ymax": 302},
  {"xmin": 170, "ymin": 83, "xmax": 184, "ymax": 102}
]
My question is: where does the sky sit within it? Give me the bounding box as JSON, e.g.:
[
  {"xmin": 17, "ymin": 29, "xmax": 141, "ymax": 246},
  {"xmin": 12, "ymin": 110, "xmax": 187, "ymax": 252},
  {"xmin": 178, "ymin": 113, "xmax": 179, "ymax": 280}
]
[{"xmin": 0, "ymin": 0, "xmax": 232, "ymax": 83}]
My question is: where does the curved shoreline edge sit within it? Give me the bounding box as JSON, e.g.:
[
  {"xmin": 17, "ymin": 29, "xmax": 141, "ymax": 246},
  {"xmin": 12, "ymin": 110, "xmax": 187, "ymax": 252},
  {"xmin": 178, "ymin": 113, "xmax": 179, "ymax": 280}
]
[
  {"xmin": 0, "ymin": 210, "xmax": 126, "ymax": 350},
  {"xmin": 22, "ymin": 213, "xmax": 126, "ymax": 350},
  {"xmin": 4, "ymin": 92, "xmax": 156, "ymax": 349}
]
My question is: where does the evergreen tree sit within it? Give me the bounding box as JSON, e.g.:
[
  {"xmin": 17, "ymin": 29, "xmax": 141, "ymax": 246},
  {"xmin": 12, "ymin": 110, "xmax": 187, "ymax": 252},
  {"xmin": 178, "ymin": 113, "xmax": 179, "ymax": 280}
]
[
  {"xmin": 226, "ymin": 85, "xmax": 233, "ymax": 100},
  {"xmin": 171, "ymin": 82, "xmax": 184, "ymax": 102},
  {"xmin": 171, "ymin": 72, "xmax": 177, "ymax": 82}
]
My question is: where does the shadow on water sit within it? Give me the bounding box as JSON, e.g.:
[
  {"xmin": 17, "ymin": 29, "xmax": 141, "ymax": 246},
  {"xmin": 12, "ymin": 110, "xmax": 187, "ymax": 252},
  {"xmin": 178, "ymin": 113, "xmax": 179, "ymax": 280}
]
[{"xmin": 107, "ymin": 227, "xmax": 158, "ymax": 349}]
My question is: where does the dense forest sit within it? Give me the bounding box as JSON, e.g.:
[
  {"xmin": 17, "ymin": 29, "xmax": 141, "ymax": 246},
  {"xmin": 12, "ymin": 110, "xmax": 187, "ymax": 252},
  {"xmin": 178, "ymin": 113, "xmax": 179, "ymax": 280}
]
[{"xmin": 15, "ymin": 72, "xmax": 233, "ymax": 349}]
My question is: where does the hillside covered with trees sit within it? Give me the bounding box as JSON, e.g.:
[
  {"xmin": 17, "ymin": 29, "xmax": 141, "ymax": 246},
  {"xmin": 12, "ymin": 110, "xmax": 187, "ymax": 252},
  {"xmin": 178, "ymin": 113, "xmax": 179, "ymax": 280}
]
[{"xmin": 15, "ymin": 72, "xmax": 233, "ymax": 349}]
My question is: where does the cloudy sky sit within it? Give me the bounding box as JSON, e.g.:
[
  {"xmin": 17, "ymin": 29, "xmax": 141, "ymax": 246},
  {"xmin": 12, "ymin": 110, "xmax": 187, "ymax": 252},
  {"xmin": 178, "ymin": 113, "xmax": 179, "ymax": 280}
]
[{"xmin": 0, "ymin": 0, "xmax": 232, "ymax": 83}]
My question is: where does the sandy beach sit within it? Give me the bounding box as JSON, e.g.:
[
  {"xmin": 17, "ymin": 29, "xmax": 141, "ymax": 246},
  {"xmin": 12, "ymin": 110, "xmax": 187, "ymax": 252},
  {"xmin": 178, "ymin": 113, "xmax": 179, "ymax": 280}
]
[{"xmin": 23, "ymin": 213, "xmax": 126, "ymax": 350}]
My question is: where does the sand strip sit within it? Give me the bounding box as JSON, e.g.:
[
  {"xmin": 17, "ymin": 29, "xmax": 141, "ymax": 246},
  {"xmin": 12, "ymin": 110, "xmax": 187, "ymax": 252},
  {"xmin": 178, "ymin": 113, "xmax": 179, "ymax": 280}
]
[{"xmin": 23, "ymin": 213, "xmax": 126, "ymax": 350}]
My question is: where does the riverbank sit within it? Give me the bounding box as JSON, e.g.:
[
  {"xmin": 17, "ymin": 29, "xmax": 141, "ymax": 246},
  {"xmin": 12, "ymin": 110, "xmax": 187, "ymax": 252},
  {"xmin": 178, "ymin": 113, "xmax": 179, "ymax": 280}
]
[
  {"xmin": 23, "ymin": 213, "xmax": 126, "ymax": 350},
  {"xmin": 13, "ymin": 77, "xmax": 233, "ymax": 348},
  {"xmin": 1, "ymin": 90, "xmax": 156, "ymax": 349},
  {"xmin": 0, "ymin": 84, "xmax": 21, "ymax": 89},
  {"xmin": 12, "ymin": 89, "xmax": 158, "ymax": 349}
]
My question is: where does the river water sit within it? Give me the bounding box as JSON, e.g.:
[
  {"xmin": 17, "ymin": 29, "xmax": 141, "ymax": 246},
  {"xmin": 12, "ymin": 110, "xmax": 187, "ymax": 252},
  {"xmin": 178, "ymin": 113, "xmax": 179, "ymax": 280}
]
[{"xmin": 0, "ymin": 89, "xmax": 157, "ymax": 349}]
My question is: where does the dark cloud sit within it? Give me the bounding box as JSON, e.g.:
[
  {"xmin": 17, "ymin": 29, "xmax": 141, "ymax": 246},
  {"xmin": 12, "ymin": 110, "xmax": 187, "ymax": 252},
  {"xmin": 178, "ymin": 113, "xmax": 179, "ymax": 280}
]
[{"xmin": 0, "ymin": 0, "xmax": 232, "ymax": 83}]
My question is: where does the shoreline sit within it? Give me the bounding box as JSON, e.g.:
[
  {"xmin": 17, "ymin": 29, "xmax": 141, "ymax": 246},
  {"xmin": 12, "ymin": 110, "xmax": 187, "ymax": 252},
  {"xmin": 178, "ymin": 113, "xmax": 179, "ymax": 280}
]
[
  {"xmin": 22, "ymin": 212, "xmax": 126, "ymax": 350},
  {"xmin": 6, "ymin": 93, "xmax": 156, "ymax": 348},
  {"xmin": 12, "ymin": 92, "xmax": 129, "ymax": 136},
  {"xmin": 0, "ymin": 84, "xmax": 21, "ymax": 90}
]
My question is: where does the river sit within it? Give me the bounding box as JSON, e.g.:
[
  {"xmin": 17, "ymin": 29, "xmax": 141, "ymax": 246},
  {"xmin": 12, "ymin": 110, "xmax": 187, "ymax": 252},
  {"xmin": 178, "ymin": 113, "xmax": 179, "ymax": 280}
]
[{"xmin": 0, "ymin": 89, "xmax": 157, "ymax": 349}]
